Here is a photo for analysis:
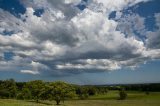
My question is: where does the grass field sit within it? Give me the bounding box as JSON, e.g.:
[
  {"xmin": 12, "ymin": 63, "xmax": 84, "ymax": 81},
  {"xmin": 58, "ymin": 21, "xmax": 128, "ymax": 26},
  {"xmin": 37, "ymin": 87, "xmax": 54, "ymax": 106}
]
[
  {"xmin": 89, "ymin": 90, "xmax": 160, "ymax": 100},
  {"xmin": 0, "ymin": 91, "xmax": 160, "ymax": 106}
]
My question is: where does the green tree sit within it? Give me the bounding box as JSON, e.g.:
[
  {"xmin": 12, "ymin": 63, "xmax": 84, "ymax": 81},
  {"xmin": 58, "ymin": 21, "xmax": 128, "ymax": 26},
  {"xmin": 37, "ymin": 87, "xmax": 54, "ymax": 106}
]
[
  {"xmin": 87, "ymin": 86, "xmax": 97, "ymax": 96},
  {"xmin": 48, "ymin": 81, "xmax": 75, "ymax": 105},
  {"xmin": 76, "ymin": 86, "xmax": 89, "ymax": 100},
  {"xmin": 22, "ymin": 88, "xmax": 32, "ymax": 99},
  {"xmin": 24, "ymin": 80, "xmax": 45, "ymax": 102},
  {"xmin": 0, "ymin": 79, "xmax": 17, "ymax": 98}
]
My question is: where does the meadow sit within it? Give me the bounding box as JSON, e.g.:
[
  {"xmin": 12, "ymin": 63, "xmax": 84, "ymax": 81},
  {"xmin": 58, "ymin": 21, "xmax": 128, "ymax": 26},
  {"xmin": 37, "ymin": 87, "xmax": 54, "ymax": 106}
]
[{"xmin": 0, "ymin": 91, "xmax": 160, "ymax": 106}]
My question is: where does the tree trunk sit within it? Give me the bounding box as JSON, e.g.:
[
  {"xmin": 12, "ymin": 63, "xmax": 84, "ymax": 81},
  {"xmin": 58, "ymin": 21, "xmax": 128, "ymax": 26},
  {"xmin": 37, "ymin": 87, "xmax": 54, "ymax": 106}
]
[
  {"xmin": 56, "ymin": 100, "xmax": 60, "ymax": 105},
  {"xmin": 36, "ymin": 99, "xmax": 39, "ymax": 103}
]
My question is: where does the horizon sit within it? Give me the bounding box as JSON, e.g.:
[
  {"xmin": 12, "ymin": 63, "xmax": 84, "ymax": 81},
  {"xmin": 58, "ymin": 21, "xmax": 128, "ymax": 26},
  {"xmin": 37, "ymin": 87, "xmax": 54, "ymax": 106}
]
[{"xmin": 0, "ymin": 0, "xmax": 160, "ymax": 85}]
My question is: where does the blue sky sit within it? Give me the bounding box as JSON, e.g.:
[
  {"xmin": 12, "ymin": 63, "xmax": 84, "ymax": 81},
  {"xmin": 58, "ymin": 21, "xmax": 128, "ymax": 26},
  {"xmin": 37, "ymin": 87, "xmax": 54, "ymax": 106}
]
[{"xmin": 0, "ymin": 0, "xmax": 160, "ymax": 84}]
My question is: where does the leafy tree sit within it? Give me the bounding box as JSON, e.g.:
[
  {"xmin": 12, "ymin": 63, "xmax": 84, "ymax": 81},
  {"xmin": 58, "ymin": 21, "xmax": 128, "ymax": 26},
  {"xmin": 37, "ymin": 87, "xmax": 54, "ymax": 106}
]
[
  {"xmin": 16, "ymin": 82, "xmax": 26, "ymax": 91},
  {"xmin": 24, "ymin": 80, "xmax": 45, "ymax": 102},
  {"xmin": 87, "ymin": 86, "xmax": 97, "ymax": 96},
  {"xmin": 76, "ymin": 86, "xmax": 89, "ymax": 100},
  {"xmin": 38, "ymin": 84, "xmax": 50, "ymax": 100},
  {"xmin": 48, "ymin": 81, "xmax": 75, "ymax": 105},
  {"xmin": 96, "ymin": 87, "xmax": 108, "ymax": 94},
  {"xmin": 23, "ymin": 88, "xmax": 32, "ymax": 99},
  {"xmin": 0, "ymin": 79, "xmax": 17, "ymax": 98}
]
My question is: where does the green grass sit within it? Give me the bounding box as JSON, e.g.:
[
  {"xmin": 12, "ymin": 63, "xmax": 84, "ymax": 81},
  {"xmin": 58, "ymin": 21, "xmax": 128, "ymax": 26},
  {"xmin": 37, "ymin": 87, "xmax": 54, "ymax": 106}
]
[
  {"xmin": 66, "ymin": 100, "xmax": 160, "ymax": 106},
  {"xmin": 89, "ymin": 90, "xmax": 160, "ymax": 100},
  {"xmin": 0, "ymin": 99, "xmax": 47, "ymax": 106},
  {"xmin": 0, "ymin": 91, "xmax": 160, "ymax": 106},
  {"xmin": 89, "ymin": 90, "xmax": 119, "ymax": 100},
  {"xmin": 0, "ymin": 99, "xmax": 160, "ymax": 106}
]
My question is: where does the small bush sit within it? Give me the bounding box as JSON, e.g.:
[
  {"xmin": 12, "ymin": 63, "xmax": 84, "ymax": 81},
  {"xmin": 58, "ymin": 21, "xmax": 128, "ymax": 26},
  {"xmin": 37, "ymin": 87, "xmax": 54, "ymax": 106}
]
[
  {"xmin": 119, "ymin": 89, "xmax": 127, "ymax": 100},
  {"xmin": 145, "ymin": 91, "xmax": 150, "ymax": 95}
]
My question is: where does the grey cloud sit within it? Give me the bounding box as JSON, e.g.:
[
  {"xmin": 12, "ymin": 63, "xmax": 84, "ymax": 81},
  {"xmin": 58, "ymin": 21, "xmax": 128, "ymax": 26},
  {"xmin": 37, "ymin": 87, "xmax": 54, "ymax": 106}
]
[
  {"xmin": 47, "ymin": 0, "xmax": 80, "ymax": 20},
  {"xmin": 20, "ymin": 0, "xmax": 81, "ymax": 20},
  {"xmin": 30, "ymin": 21, "xmax": 79, "ymax": 46},
  {"xmin": 146, "ymin": 30, "xmax": 160, "ymax": 49},
  {"xmin": 0, "ymin": 9, "xmax": 23, "ymax": 34}
]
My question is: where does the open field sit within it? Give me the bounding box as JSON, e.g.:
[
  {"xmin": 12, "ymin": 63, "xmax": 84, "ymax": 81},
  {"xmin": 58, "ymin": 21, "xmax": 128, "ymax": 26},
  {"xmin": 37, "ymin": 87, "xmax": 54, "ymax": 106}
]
[
  {"xmin": 0, "ymin": 91, "xmax": 160, "ymax": 106},
  {"xmin": 89, "ymin": 90, "xmax": 160, "ymax": 100},
  {"xmin": 0, "ymin": 99, "xmax": 160, "ymax": 106}
]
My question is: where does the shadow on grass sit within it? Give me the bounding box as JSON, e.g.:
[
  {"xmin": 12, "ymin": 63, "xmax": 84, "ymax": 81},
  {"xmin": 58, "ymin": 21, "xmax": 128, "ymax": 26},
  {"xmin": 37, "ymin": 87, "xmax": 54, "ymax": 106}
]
[{"xmin": 27, "ymin": 100, "xmax": 53, "ymax": 105}]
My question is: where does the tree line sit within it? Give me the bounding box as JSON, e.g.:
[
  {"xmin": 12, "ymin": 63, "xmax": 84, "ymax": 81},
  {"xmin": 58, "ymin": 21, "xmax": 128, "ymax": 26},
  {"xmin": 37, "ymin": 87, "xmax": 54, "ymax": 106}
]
[
  {"xmin": 0, "ymin": 79, "xmax": 108, "ymax": 105},
  {"xmin": 0, "ymin": 79, "xmax": 160, "ymax": 105}
]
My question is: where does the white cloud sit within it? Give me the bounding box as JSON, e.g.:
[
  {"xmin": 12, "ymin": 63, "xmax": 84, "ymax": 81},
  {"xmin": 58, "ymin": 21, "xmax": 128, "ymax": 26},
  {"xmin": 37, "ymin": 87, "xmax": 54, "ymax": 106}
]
[
  {"xmin": 20, "ymin": 70, "xmax": 39, "ymax": 74},
  {"xmin": 0, "ymin": 0, "xmax": 159, "ymax": 75},
  {"xmin": 89, "ymin": 0, "xmax": 150, "ymax": 15},
  {"xmin": 64, "ymin": 0, "xmax": 81, "ymax": 4}
]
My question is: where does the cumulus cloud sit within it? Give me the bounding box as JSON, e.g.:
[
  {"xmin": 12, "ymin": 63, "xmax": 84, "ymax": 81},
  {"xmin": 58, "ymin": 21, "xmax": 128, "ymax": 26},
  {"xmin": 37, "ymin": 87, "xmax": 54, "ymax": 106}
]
[{"xmin": 0, "ymin": 0, "xmax": 159, "ymax": 76}]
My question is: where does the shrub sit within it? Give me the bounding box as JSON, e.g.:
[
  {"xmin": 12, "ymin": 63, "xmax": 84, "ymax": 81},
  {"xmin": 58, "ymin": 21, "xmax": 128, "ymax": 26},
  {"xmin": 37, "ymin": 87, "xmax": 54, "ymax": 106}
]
[
  {"xmin": 145, "ymin": 91, "xmax": 150, "ymax": 95},
  {"xmin": 119, "ymin": 89, "xmax": 127, "ymax": 100}
]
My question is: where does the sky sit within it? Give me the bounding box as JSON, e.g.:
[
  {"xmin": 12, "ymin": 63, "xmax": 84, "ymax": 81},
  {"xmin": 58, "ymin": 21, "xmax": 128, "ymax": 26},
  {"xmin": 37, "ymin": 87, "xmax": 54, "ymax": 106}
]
[{"xmin": 0, "ymin": 0, "xmax": 160, "ymax": 85}]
